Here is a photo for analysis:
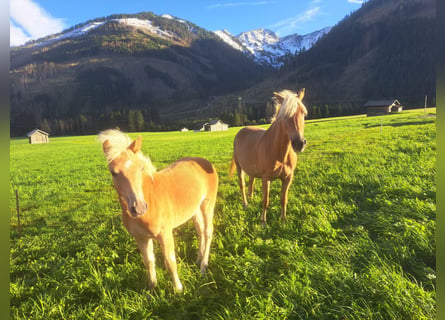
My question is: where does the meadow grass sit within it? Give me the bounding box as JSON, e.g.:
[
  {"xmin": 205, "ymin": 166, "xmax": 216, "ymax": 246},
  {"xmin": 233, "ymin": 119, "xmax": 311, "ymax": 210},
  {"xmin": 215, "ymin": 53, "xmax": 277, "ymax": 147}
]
[{"xmin": 10, "ymin": 109, "xmax": 436, "ymax": 319}]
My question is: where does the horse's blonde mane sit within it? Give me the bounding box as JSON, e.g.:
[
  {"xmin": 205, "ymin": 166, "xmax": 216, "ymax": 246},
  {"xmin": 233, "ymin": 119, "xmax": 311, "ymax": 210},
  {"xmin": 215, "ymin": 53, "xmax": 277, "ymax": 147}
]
[
  {"xmin": 272, "ymin": 90, "xmax": 307, "ymax": 123},
  {"xmin": 97, "ymin": 129, "xmax": 156, "ymax": 174}
]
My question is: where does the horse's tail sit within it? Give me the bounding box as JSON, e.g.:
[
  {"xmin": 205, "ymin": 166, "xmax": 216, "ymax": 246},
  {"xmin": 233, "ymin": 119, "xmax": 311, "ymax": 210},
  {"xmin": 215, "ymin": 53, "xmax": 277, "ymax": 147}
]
[{"xmin": 228, "ymin": 155, "xmax": 237, "ymax": 178}]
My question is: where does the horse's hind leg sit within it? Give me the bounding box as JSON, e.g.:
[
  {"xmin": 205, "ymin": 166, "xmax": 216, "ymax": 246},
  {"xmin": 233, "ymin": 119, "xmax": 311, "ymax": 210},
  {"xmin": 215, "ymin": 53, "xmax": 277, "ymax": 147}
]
[
  {"xmin": 237, "ymin": 167, "xmax": 248, "ymax": 207},
  {"xmin": 247, "ymin": 176, "xmax": 255, "ymax": 200},
  {"xmin": 192, "ymin": 210, "xmax": 205, "ymax": 267},
  {"xmin": 135, "ymin": 238, "xmax": 157, "ymax": 290},
  {"xmin": 198, "ymin": 198, "xmax": 215, "ymax": 275}
]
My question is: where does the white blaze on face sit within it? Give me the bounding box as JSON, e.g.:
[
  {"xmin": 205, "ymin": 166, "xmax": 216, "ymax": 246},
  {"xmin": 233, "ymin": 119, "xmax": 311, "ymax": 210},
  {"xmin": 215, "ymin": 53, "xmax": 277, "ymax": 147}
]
[{"xmin": 125, "ymin": 159, "xmax": 133, "ymax": 169}]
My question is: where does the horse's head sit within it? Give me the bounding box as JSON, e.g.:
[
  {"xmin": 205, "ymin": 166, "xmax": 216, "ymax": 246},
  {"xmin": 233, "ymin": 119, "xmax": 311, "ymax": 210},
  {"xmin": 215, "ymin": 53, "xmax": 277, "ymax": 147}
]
[
  {"xmin": 100, "ymin": 132, "xmax": 150, "ymax": 217},
  {"xmin": 273, "ymin": 88, "xmax": 308, "ymax": 153}
]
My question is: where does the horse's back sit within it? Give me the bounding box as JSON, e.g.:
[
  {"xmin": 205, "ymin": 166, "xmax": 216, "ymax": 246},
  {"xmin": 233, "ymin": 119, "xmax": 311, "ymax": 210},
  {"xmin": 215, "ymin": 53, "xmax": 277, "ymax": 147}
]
[
  {"xmin": 234, "ymin": 126, "xmax": 265, "ymax": 151},
  {"xmin": 140, "ymin": 157, "xmax": 217, "ymax": 230},
  {"xmin": 161, "ymin": 157, "xmax": 218, "ymax": 197}
]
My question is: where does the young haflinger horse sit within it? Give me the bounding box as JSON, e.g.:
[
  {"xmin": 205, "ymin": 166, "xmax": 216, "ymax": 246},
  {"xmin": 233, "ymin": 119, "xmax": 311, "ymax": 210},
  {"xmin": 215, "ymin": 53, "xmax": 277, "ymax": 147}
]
[
  {"xmin": 97, "ymin": 129, "xmax": 218, "ymax": 292},
  {"xmin": 229, "ymin": 88, "xmax": 307, "ymax": 225}
]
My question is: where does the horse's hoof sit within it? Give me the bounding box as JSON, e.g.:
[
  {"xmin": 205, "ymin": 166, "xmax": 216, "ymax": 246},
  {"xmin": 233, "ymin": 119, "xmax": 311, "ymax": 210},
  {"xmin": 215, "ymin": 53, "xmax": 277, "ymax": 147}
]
[{"xmin": 175, "ymin": 283, "xmax": 184, "ymax": 293}]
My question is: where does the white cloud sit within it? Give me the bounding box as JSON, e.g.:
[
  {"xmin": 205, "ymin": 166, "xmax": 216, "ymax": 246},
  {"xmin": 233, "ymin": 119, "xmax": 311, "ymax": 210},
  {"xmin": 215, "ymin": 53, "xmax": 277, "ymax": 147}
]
[
  {"xmin": 347, "ymin": 0, "xmax": 364, "ymax": 4},
  {"xmin": 10, "ymin": 21, "xmax": 30, "ymax": 47},
  {"xmin": 270, "ymin": 6, "xmax": 321, "ymax": 36},
  {"xmin": 10, "ymin": 0, "xmax": 66, "ymax": 46}
]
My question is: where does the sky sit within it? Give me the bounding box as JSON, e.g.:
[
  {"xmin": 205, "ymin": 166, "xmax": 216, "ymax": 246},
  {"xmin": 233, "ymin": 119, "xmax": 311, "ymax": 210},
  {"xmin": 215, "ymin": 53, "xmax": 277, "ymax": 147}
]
[{"xmin": 10, "ymin": 0, "xmax": 365, "ymax": 47}]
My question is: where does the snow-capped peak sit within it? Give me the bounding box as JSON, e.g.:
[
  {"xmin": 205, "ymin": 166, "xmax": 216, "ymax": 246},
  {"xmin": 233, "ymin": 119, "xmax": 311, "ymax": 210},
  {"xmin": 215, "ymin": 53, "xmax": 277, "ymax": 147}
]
[
  {"xmin": 214, "ymin": 27, "xmax": 332, "ymax": 67},
  {"xmin": 237, "ymin": 29, "xmax": 280, "ymax": 54}
]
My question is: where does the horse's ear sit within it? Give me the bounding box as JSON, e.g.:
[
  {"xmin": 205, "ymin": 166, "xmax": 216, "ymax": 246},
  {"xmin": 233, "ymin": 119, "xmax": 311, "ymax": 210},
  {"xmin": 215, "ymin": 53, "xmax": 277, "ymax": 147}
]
[
  {"xmin": 128, "ymin": 136, "xmax": 142, "ymax": 153},
  {"xmin": 274, "ymin": 92, "xmax": 285, "ymax": 104},
  {"xmin": 297, "ymin": 88, "xmax": 305, "ymax": 100},
  {"xmin": 103, "ymin": 140, "xmax": 111, "ymax": 156}
]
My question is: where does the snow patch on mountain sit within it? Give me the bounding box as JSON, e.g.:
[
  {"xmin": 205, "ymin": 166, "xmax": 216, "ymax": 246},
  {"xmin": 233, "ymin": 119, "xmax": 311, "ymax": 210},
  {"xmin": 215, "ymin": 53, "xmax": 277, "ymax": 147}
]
[
  {"xmin": 117, "ymin": 18, "xmax": 178, "ymax": 40},
  {"xmin": 29, "ymin": 16, "xmax": 197, "ymax": 48},
  {"xmin": 30, "ymin": 21, "xmax": 106, "ymax": 47},
  {"xmin": 214, "ymin": 30, "xmax": 245, "ymax": 52}
]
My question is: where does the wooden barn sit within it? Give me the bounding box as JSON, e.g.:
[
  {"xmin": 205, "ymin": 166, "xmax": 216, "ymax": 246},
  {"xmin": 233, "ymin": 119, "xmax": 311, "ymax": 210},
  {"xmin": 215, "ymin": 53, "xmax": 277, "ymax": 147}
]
[
  {"xmin": 204, "ymin": 120, "xmax": 229, "ymax": 132},
  {"xmin": 27, "ymin": 129, "xmax": 49, "ymax": 144},
  {"xmin": 364, "ymin": 99, "xmax": 403, "ymax": 116},
  {"xmin": 194, "ymin": 120, "xmax": 229, "ymax": 132}
]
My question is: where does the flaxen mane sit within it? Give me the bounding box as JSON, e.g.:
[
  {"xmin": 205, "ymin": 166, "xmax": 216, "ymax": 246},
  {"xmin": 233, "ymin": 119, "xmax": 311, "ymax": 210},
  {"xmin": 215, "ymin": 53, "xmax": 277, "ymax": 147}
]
[
  {"xmin": 97, "ymin": 129, "xmax": 156, "ymax": 174},
  {"xmin": 272, "ymin": 89, "xmax": 307, "ymax": 123}
]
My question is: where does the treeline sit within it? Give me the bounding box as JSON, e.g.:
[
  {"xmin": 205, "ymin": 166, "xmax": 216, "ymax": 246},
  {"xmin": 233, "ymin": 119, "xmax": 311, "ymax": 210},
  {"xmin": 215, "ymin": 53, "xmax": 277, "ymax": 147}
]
[
  {"xmin": 216, "ymin": 98, "xmax": 365, "ymax": 127},
  {"xmin": 12, "ymin": 108, "xmax": 162, "ymax": 137}
]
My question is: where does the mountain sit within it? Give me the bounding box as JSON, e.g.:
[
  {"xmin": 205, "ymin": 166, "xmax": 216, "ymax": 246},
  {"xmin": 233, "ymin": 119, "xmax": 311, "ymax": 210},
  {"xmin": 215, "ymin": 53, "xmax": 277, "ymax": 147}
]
[
  {"xmin": 284, "ymin": 0, "xmax": 436, "ymax": 107},
  {"xmin": 214, "ymin": 27, "xmax": 332, "ymax": 67},
  {"xmin": 220, "ymin": 0, "xmax": 435, "ymax": 117},
  {"xmin": 10, "ymin": 12, "xmax": 269, "ymax": 136}
]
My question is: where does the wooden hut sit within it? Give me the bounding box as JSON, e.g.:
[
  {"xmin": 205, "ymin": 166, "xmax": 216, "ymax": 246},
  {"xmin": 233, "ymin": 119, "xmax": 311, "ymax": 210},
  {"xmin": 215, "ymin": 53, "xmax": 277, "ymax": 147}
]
[
  {"xmin": 27, "ymin": 129, "xmax": 49, "ymax": 144},
  {"xmin": 204, "ymin": 120, "xmax": 229, "ymax": 132},
  {"xmin": 364, "ymin": 100, "xmax": 403, "ymax": 116}
]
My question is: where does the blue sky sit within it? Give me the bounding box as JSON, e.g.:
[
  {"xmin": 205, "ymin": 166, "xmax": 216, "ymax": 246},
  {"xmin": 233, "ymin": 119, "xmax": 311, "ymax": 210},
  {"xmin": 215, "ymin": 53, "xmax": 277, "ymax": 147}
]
[{"xmin": 10, "ymin": 0, "xmax": 365, "ymax": 46}]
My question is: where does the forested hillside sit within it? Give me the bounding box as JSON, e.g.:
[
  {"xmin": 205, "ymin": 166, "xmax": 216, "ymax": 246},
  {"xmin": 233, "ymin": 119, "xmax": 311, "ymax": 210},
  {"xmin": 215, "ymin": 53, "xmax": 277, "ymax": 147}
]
[
  {"xmin": 10, "ymin": 13, "xmax": 268, "ymax": 136},
  {"xmin": 279, "ymin": 0, "xmax": 435, "ymax": 111}
]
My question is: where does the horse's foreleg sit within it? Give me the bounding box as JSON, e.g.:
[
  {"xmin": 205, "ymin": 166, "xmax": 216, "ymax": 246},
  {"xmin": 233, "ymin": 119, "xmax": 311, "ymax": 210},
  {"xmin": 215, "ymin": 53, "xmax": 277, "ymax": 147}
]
[
  {"xmin": 280, "ymin": 175, "xmax": 293, "ymax": 222},
  {"xmin": 260, "ymin": 179, "xmax": 270, "ymax": 225},
  {"xmin": 158, "ymin": 231, "xmax": 183, "ymax": 292},
  {"xmin": 135, "ymin": 238, "xmax": 157, "ymax": 290}
]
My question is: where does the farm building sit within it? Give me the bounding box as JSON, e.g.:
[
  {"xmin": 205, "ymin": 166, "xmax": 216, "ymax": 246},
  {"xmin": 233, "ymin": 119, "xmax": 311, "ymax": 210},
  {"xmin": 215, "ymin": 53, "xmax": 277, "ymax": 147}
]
[
  {"xmin": 364, "ymin": 99, "xmax": 403, "ymax": 116},
  {"xmin": 27, "ymin": 129, "xmax": 49, "ymax": 144},
  {"xmin": 204, "ymin": 120, "xmax": 229, "ymax": 131},
  {"xmin": 194, "ymin": 120, "xmax": 229, "ymax": 132}
]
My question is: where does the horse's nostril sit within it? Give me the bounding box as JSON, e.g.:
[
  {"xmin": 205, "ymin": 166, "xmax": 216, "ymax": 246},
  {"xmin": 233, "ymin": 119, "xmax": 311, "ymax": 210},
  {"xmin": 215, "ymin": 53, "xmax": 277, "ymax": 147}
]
[
  {"xmin": 303, "ymin": 139, "xmax": 307, "ymax": 145},
  {"xmin": 130, "ymin": 206, "xmax": 138, "ymax": 216}
]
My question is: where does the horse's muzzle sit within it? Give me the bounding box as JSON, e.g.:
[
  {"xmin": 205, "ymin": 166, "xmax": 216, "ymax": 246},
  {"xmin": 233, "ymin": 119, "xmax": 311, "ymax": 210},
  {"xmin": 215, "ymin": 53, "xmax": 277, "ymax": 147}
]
[
  {"xmin": 130, "ymin": 200, "xmax": 148, "ymax": 217},
  {"xmin": 292, "ymin": 138, "xmax": 307, "ymax": 153}
]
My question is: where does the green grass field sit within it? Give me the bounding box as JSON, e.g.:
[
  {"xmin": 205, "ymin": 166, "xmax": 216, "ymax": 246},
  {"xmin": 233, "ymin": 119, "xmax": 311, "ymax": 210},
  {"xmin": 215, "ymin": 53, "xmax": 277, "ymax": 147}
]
[{"xmin": 10, "ymin": 109, "xmax": 436, "ymax": 319}]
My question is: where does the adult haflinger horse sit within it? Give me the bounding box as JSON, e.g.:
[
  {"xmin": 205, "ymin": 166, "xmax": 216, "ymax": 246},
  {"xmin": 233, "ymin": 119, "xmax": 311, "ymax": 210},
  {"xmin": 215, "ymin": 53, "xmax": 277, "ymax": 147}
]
[
  {"xmin": 98, "ymin": 129, "xmax": 218, "ymax": 292},
  {"xmin": 229, "ymin": 88, "xmax": 307, "ymax": 225}
]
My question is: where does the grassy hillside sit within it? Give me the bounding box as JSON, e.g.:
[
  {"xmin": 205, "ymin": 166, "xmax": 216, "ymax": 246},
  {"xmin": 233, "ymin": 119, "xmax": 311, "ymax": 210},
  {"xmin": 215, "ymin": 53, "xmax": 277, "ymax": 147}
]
[{"xmin": 10, "ymin": 109, "xmax": 435, "ymax": 319}]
